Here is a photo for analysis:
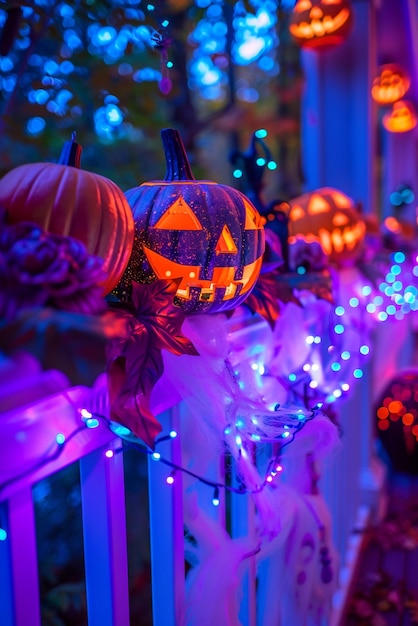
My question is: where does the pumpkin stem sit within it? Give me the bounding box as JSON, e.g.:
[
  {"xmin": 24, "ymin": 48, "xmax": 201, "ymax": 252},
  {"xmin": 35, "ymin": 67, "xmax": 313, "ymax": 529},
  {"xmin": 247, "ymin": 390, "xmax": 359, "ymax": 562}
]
[
  {"xmin": 57, "ymin": 132, "xmax": 82, "ymax": 168},
  {"xmin": 161, "ymin": 128, "xmax": 196, "ymax": 181}
]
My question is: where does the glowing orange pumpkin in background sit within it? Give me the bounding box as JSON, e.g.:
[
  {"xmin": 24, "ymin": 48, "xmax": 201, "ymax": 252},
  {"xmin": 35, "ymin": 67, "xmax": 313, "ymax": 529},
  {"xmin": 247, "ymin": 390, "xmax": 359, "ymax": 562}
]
[
  {"xmin": 375, "ymin": 371, "xmax": 418, "ymax": 475},
  {"xmin": 371, "ymin": 64, "xmax": 410, "ymax": 105},
  {"xmin": 382, "ymin": 100, "xmax": 418, "ymax": 133},
  {"xmin": 116, "ymin": 129, "xmax": 265, "ymax": 314},
  {"xmin": 287, "ymin": 187, "xmax": 366, "ymax": 266},
  {"xmin": 289, "ymin": 0, "xmax": 353, "ymax": 50},
  {"xmin": 0, "ymin": 134, "xmax": 134, "ymax": 294}
]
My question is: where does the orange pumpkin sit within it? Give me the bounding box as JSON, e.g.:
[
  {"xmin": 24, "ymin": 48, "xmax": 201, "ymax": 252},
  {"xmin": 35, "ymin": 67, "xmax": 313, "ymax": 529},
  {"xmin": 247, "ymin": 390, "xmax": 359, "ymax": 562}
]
[
  {"xmin": 288, "ymin": 187, "xmax": 365, "ymax": 266},
  {"xmin": 371, "ymin": 64, "xmax": 410, "ymax": 105},
  {"xmin": 0, "ymin": 134, "xmax": 134, "ymax": 294},
  {"xmin": 382, "ymin": 100, "xmax": 418, "ymax": 133},
  {"xmin": 289, "ymin": 0, "xmax": 353, "ymax": 50}
]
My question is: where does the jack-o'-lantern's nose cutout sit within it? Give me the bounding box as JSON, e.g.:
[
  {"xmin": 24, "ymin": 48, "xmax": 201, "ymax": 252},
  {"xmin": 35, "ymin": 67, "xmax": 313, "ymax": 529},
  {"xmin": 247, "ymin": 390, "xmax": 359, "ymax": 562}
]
[
  {"xmin": 310, "ymin": 6, "xmax": 323, "ymax": 18},
  {"xmin": 332, "ymin": 211, "xmax": 349, "ymax": 226},
  {"xmin": 216, "ymin": 225, "xmax": 238, "ymax": 254}
]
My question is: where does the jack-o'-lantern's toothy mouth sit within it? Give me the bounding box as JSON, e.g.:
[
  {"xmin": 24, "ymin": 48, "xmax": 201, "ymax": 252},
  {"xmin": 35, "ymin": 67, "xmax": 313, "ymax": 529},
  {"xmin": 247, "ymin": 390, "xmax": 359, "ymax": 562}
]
[
  {"xmin": 289, "ymin": 8, "xmax": 351, "ymax": 44},
  {"xmin": 143, "ymin": 246, "xmax": 262, "ymax": 303},
  {"xmin": 289, "ymin": 220, "xmax": 366, "ymax": 256}
]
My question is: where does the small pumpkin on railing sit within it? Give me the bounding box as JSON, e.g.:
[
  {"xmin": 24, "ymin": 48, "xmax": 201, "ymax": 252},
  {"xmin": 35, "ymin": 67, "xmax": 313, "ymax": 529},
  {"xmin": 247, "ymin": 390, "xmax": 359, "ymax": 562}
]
[
  {"xmin": 371, "ymin": 64, "xmax": 410, "ymax": 105},
  {"xmin": 0, "ymin": 133, "xmax": 135, "ymax": 295},
  {"xmin": 382, "ymin": 100, "xmax": 418, "ymax": 133},
  {"xmin": 289, "ymin": 0, "xmax": 353, "ymax": 50},
  {"xmin": 287, "ymin": 187, "xmax": 366, "ymax": 266},
  {"xmin": 116, "ymin": 128, "xmax": 265, "ymax": 314}
]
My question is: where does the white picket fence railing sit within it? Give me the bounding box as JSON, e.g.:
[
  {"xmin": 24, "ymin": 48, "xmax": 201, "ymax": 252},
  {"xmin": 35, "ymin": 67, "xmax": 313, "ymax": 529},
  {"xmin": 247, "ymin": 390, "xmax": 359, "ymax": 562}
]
[{"xmin": 0, "ymin": 308, "xmax": 411, "ymax": 626}]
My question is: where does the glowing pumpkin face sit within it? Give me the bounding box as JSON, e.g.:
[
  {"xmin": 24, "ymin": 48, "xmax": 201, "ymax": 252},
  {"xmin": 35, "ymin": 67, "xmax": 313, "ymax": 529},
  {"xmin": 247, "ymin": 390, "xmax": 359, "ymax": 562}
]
[
  {"xmin": 371, "ymin": 64, "xmax": 410, "ymax": 105},
  {"xmin": 289, "ymin": 0, "xmax": 353, "ymax": 50},
  {"xmin": 288, "ymin": 187, "xmax": 365, "ymax": 266},
  {"xmin": 382, "ymin": 100, "xmax": 418, "ymax": 133},
  {"xmin": 117, "ymin": 129, "xmax": 265, "ymax": 314},
  {"xmin": 375, "ymin": 371, "xmax": 418, "ymax": 475}
]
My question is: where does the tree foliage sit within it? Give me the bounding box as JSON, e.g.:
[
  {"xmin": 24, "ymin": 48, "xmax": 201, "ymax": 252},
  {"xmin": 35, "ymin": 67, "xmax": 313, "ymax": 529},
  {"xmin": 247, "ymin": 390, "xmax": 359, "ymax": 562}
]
[{"xmin": 0, "ymin": 0, "xmax": 302, "ymax": 195}]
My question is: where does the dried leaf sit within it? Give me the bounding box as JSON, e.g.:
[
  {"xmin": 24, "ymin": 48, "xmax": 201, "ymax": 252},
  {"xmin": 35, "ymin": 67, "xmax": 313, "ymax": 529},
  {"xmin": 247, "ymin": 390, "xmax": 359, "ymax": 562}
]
[
  {"xmin": 107, "ymin": 279, "xmax": 199, "ymax": 447},
  {"xmin": 243, "ymin": 266, "xmax": 331, "ymax": 327},
  {"xmin": 243, "ymin": 271, "xmax": 283, "ymax": 328},
  {"xmin": 107, "ymin": 345, "xmax": 164, "ymax": 449},
  {"xmin": 131, "ymin": 279, "xmax": 199, "ymax": 357},
  {"xmin": 275, "ymin": 278, "xmax": 302, "ymax": 307}
]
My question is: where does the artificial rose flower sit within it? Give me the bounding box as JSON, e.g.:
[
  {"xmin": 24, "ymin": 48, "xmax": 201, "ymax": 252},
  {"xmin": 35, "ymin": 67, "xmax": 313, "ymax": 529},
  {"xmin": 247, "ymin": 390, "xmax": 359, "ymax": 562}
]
[
  {"xmin": 7, "ymin": 227, "xmax": 71, "ymax": 286},
  {"xmin": 0, "ymin": 217, "xmax": 107, "ymax": 321}
]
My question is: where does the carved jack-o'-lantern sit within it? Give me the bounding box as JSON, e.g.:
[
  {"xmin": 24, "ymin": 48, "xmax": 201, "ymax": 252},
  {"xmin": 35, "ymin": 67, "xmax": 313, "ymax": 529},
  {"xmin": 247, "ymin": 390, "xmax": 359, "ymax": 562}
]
[
  {"xmin": 382, "ymin": 100, "xmax": 418, "ymax": 133},
  {"xmin": 371, "ymin": 64, "xmax": 410, "ymax": 105},
  {"xmin": 117, "ymin": 129, "xmax": 265, "ymax": 314},
  {"xmin": 375, "ymin": 371, "xmax": 418, "ymax": 475},
  {"xmin": 288, "ymin": 187, "xmax": 365, "ymax": 266},
  {"xmin": 289, "ymin": 0, "xmax": 353, "ymax": 50}
]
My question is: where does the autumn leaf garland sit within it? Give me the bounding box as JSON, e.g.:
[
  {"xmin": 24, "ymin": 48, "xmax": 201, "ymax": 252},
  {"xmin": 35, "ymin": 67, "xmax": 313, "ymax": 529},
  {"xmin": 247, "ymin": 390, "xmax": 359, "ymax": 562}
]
[{"xmin": 106, "ymin": 278, "xmax": 199, "ymax": 448}]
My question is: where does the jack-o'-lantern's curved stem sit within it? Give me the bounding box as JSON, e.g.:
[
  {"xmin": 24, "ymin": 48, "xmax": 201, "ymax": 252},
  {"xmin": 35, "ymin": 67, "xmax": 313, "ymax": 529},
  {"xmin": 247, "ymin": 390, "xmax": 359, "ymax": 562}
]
[
  {"xmin": 162, "ymin": 128, "xmax": 196, "ymax": 182},
  {"xmin": 57, "ymin": 131, "xmax": 82, "ymax": 168}
]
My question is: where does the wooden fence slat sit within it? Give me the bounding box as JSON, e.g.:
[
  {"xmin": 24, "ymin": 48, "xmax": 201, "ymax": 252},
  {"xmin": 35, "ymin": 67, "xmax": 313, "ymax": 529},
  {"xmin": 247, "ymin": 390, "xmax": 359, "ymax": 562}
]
[
  {"xmin": 230, "ymin": 459, "xmax": 257, "ymax": 626},
  {"xmin": 0, "ymin": 502, "xmax": 14, "ymax": 626},
  {"xmin": 8, "ymin": 488, "xmax": 41, "ymax": 626},
  {"xmin": 148, "ymin": 407, "xmax": 185, "ymax": 626},
  {"xmin": 80, "ymin": 440, "xmax": 129, "ymax": 626}
]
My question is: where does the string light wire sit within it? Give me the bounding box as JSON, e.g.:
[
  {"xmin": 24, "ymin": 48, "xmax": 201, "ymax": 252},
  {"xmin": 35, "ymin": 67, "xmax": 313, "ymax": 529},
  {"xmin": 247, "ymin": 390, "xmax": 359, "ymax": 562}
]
[{"xmin": 0, "ymin": 402, "xmax": 317, "ymax": 502}]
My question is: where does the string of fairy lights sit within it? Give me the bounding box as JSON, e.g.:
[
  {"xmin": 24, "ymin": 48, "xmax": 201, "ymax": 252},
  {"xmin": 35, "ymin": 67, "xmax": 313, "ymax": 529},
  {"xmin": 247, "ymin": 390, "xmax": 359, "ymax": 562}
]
[
  {"xmin": 258, "ymin": 249, "xmax": 418, "ymax": 410},
  {"xmin": 0, "ymin": 400, "xmax": 320, "ymax": 541},
  {"xmin": 360, "ymin": 250, "xmax": 418, "ymax": 320}
]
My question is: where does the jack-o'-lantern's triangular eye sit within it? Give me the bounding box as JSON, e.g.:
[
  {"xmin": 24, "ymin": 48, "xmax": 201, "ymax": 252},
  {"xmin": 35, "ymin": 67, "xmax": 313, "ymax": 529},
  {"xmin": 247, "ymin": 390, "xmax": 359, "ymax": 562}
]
[
  {"xmin": 154, "ymin": 197, "xmax": 203, "ymax": 230},
  {"xmin": 307, "ymin": 194, "xmax": 330, "ymax": 214},
  {"xmin": 244, "ymin": 199, "xmax": 264, "ymax": 229},
  {"xmin": 294, "ymin": 0, "xmax": 312, "ymax": 11},
  {"xmin": 216, "ymin": 225, "xmax": 238, "ymax": 254},
  {"xmin": 290, "ymin": 205, "xmax": 305, "ymax": 220},
  {"xmin": 332, "ymin": 190, "xmax": 351, "ymax": 208}
]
